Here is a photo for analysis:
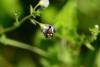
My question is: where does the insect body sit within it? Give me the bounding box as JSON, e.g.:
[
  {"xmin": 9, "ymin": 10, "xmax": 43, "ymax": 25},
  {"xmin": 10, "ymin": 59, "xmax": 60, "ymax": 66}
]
[{"xmin": 42, "ymin": 25, "xmax": 56, "ymax": 38}]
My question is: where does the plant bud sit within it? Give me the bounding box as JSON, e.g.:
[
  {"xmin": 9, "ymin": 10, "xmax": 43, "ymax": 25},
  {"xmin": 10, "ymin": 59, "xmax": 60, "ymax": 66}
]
[{"xmin": 39, "ymin": 0, "xmax": 49, "ymax": 8}]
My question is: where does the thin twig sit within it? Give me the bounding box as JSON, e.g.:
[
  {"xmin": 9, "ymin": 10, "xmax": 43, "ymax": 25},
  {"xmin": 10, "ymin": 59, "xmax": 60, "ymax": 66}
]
[
  {"xmin": 0, "ymin": 15, "xmax": 32, "ymax": 34},
  {"xmin": 0, "ymin": 37, "xmax": 47, "ymax": 57}
]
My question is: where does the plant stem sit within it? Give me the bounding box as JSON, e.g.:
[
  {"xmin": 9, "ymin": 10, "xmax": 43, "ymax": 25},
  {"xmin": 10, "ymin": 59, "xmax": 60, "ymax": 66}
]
[
  {"xmin": 0, "ymin": 0, "xmax": 42, "ymax": 34},
  {"xmin": 0, "ymin": 15, "xmax": 32, "ymax": 34},
  {"xmin": 0, "ymin": 37, "xmax": 47, "ymax": 57},
  {"xmin": 34, "ymin": 3, "xmax": 40, "ymax": 11}
]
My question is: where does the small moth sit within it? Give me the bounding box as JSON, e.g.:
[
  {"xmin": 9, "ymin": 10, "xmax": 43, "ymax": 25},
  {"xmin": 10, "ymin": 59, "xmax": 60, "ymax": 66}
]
[{"xmin": 42, "ymin": 25, "xmax": 56, "ymax": 38}]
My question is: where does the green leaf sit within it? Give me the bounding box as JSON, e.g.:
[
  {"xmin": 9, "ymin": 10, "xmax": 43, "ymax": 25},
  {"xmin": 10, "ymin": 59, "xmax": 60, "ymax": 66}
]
[
  {"xmin": 1, "ymin": 0, "xmax": 23, "ymax": 18},
  {"xmin": 54, "ymin": 0, "xmax": 79, "ymax": 44},
  {"xmin": 77, "ymin": 0, "xmax": 100, "ymax": 17},
  {"xmin": 85, "ymin": 43, "xmax": 95, "ymax": 51},
  {"xmin": 41, "ymin": 6, "xmax": 58, "ymax": 23},
  {"xmin": 55, "ymin": 0, "xmax": 77, "ymax": 30},
  {"xmin": 77, "ymin": 0, "xmax": 100, "ymax": 34}
]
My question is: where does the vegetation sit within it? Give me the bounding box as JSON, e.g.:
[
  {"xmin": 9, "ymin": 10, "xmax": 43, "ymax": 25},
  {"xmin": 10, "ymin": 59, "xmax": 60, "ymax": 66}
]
[{"xmin": 0, "ymin": 0, "xmax": 100, "ymax": 67}]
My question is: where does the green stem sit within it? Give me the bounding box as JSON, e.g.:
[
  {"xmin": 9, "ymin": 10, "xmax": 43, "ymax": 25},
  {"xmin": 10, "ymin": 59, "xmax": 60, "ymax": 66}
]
[
  {"xmin": 34, "ymin": 3, "xmax": 40, "ymax": 11},
  {"xmin": 0, "ymin": 15, "xmax": 32, "ymax": 34},
  {"xmin": 0, "ymin": 1, "xmax": 41, "ymax": 34},
  {"xmin": 0, "ymin": 37, "xmax": 47, "ymax": 57}
]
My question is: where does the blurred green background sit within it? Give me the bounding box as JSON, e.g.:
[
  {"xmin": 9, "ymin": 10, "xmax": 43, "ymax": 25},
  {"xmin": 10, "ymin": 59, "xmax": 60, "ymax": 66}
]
[{"xmin": 0, "ymin": 0, "xmax": 100, "ymax": 67}]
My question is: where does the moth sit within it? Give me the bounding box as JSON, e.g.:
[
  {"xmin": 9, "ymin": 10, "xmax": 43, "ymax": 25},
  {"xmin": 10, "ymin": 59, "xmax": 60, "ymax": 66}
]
[{"xmin": 42, "ymin": 25, "xmax": 56, "ymax": 38}]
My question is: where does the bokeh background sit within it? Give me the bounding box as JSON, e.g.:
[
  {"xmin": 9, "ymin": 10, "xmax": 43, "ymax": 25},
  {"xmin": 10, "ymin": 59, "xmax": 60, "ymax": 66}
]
[{"xmin": 0, "ymin": 0, "xmax": 100, "ymax": 67}]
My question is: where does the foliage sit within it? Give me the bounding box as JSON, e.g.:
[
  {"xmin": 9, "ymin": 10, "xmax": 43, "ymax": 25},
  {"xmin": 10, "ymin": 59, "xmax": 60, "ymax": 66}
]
[{"xmin": 0, "ymin": 0, "xmax": 100, "ymax": 67}]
